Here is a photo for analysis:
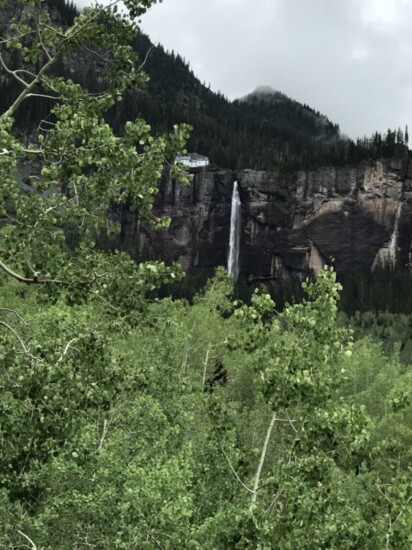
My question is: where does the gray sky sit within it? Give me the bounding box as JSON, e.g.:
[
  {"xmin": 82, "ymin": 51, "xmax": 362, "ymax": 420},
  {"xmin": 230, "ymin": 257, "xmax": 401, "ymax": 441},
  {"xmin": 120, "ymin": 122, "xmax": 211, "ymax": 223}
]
[{"xmin": 75, "ymin": 0, "xmax": 412, "ymax": 139}]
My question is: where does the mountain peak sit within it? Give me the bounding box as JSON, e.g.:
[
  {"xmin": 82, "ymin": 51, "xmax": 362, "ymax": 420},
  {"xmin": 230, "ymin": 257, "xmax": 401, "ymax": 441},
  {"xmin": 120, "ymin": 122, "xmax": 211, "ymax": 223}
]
[
  {"xmin": 252, "ymin": 85, "xmax": 277, "ymax": 95},
  {"xmin": 239, "ymin": 85, "xmax": 288, "ymax": 103}
]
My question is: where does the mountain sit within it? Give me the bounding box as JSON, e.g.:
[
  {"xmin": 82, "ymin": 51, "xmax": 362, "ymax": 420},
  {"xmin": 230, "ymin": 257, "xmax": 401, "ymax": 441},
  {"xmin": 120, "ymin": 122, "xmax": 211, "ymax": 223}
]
[
  {"xmin": 240, "ymin": 85, "xmax": 340, "ymax": 142},
  {"xmin": 119, "ymin": 33, "xmax": 348, "ymax": 170}
]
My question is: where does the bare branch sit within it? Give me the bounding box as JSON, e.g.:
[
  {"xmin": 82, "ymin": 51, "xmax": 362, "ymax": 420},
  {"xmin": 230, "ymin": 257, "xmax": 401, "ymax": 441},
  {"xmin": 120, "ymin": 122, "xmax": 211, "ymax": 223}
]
[
  {"xmin": 2, "ymin": 54, "xmax": 56, "ymax": 118},
  {"xmin": 0, "ymin": 308, "xmax": 27, "ymax": 325},
  {"xmin": 0, "ymin": 321, "xmax": 29, "ymax": 353},
  {"xmin": 393, "ymin": 494, "xmax": 412, "ymax": 524},
  {"xmin": 81, "ymin": 43, "xmax": 113, "ymax": 65},
  {"xmin": 0, "ymin": 53, "xmax": 30, "ymax": 88},
  {"xmin": 77, "ymin": 286, "xmax": 119, "ymax": 311},
  {"xmin": 145, "ymin": 531, "xmax": 164, "ymax": 550},
  {"xmin": 0, "ymin": 29, "xmax": 37, "ymax": 45},
  {"xmin": 25, "ymin": 257, "xmax": 41, "ymax": 279},
  {"xmin": 36, "ymin": 16, "xmax": 52, "ymax": 62},
  {"xmin": 285, "ymin": 410, "xmax": 298, "ymax": 433},
  {"xmin": 266, "ymin": 486, "xmax": 284, "ymax": 514},
  {"xmin": 39, "ymin": 23, "xmax": 66, "ymax": 40},
  {"xmin": 17, "ymin": 530, "xmax": 37, "ymax": 550},
  {"xmin": 378, "ymin": 484, "xmax": 412, "ymax": 538},
  {"xmin": 180, "ymin": 341, "xmax": 191, "ymax": 372},
  {"xmin": 58, "ymin": 337, "xmax": 80, "ymax": 362},
  {"xmin": 137, "ymin": 44, "xmax": 155, "ymax": 72},
  {"xmin": 202, "ymin": 344, "xmax": 211, "ymax": 387},
  {"xmin": 4, "ymin": 213, "xmax": 55, "ymax": 236},
  {"xmin": 14, "ymin": 68, "xmax": 37, "ymax": 78},
  {"xmin": 0, "ymin": 321, "xmax": 38, "ymax": 361},
  {"xmin": 251, "ymin": 411, "xmax": 277, "ymax": 507},
  {"xmin": 202, "ymin": 399, "xmax": 253, "ymax": 494},
  {"xmin": 26, "ymin": 93, "xmax": 59, "ymax": 101},
  {"xmin": 219, "ymin": 442, "xmax": 254, "ymax": 495},
  {"xmin": 0, "ymin": 258, "xmax": 40, "ymax": 284},
  {"xmin": 0, "ymin": 258, "xmax": 119, "ymax": 311},
  {"xmin": 96, "ymin": 419, "xmax": 109, "ymax": 452}
]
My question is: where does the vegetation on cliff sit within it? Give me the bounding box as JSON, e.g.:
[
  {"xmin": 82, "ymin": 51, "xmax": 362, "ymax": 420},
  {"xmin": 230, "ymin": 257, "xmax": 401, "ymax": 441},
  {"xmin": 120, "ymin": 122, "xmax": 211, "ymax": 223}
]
[{"xmin": 0, "ymin": 1, "xmax": 411, "ymax": 548}]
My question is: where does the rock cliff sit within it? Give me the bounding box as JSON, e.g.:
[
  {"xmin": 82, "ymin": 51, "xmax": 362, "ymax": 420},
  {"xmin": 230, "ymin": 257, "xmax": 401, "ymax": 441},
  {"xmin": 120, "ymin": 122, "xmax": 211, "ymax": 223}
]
[{"xmin": 118, "ymin": 155, "xmax": 412, "ymax": 284}]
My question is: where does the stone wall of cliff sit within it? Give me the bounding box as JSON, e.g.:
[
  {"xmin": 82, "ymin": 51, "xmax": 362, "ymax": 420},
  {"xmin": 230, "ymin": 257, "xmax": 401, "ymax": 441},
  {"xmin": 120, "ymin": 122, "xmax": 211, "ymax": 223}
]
[{"xmin": 117, "ymin": 155, "xmax": 412, "ymax": 284}]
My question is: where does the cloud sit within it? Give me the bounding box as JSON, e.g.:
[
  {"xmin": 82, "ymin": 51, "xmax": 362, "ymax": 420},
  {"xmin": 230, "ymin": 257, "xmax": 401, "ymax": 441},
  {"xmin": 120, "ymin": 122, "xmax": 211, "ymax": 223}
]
[
  {"xmin": 357, "ymin": 0, "xmax": 412, "ymax": 33},
  {"xmin": 351, "ymin": 47, "xmax": 370, "ymax": 61},
  {"xmin": 74, "ymin": 0, "xmax": 412, "ymax": 139}
]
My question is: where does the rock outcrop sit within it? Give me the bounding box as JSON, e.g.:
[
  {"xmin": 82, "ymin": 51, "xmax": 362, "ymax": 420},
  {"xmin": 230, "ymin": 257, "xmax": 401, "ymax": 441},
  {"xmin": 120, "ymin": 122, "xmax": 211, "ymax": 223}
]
[{"xmin": 118, "ymin": 155, "xmax": 412, "ymax": 284}]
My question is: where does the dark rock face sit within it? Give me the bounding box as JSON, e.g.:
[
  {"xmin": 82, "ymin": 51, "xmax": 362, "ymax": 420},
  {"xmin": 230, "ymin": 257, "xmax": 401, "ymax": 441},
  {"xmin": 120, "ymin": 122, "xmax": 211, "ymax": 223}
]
[{"xmin": 119, "ymin": 156, "xmax": 412, "ymax": 283}]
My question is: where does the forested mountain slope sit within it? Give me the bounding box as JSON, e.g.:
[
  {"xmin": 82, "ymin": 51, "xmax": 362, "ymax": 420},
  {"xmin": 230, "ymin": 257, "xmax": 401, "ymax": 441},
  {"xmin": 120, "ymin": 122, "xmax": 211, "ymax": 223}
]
[
  {"xmin": 120, "ymin": 32, "xmax": 346, "ymax": 169},
  {"xmin": 1, "ymin": 0, "xmax": 408, "ymax": 170}
]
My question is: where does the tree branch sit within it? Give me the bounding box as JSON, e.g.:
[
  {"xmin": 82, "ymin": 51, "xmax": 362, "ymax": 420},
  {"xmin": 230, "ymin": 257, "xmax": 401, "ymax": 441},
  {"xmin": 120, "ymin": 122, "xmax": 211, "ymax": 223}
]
[
  {"xmin": 14, "ymin": 68, "xmax": 37, "ymax": 78},
  {"xmin": 0, "ymin": 30, "xmax": 37, "ymax": 45},
  {"xmin": 0, "ymin": 258, "xmax": 39, "ymax": 283},
  {"xmin": 2, "ymin": 54, "xmax": 56, "ymax": 118},
  {"xmin": 219, "ymin": 442, "xmax": 254, "ymax": 494},
  {"xmin": 0, "ymin": 258, "xmax": 119, "ymax": 311},
  {"xmin": 58, "ymin": 337, "xmax": 80, "ymax": 362},
  {"xmin": 96, "ymin": 419, "xmax": 109, "ymax": 452},
  {"xmin": 137, "ymin": 44, "xmax": 155, "ymax": 72},
  {"xmin": 65, "ymin": 0, "xmax": 123, "ymax": 43},
  {"xmin": 36, "ymin": 12, "xmax": 53, "ymax": 63},
  {"xmin": 25, "ymin": 93, "xmax": 59, "ymax": 101},
  {"xmin": 202, "ymin": 400, "xmax": 253, "ymax": 494},
  {"xmin": 202, "ymin": 344, "xmax": 211, "ymax": 387},
  {"xmin": 1, "ymin": 0, "xmax": 123, "ymax": 119},
  {"xmin": 0, "ymin": 53, "xmax": 30, "ymax": 88},
  {"xmin": 0, "ymin": 321, "xmax": 38, "ymax": 361},
  {"xmin": 251, "ymin": 411, "xmax": 277, "ymax": 506},
  {"xmin": 266, "ymin": 486, "xmax": 284, "ymax": 514},
  {"xmin": 17, "ymin": 530, "xmax": 37, "ymax": 550},
  {"xmin": 145, "ymin": 530, "xmax": 164, "ymax": 550},
  {"xmin": 0, "ymin": 308, "xmax": 27, "ymax": 325}
]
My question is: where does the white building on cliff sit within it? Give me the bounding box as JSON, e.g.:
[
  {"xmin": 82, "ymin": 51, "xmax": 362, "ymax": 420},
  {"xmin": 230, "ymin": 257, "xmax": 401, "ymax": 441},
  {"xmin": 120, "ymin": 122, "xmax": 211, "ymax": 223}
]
[{"xmin": 174, "ymin": 153, "xmax": 209, "ymax": 168}]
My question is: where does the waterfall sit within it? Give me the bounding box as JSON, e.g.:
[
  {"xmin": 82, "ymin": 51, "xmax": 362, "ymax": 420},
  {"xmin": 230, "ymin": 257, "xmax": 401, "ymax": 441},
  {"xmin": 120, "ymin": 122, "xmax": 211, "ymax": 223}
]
[
  {"xmin": 388, "ymin": 202, "xmax": 402, "ymax": 267},
  {"xmin": 227, "ymin": 181, "xmax": 241, "ymax": 282}
]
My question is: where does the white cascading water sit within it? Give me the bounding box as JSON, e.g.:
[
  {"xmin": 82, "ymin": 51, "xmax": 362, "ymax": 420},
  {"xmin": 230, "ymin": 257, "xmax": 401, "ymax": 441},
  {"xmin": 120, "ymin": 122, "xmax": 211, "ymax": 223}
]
[
  {"xmin": 389, "ymin": 202, "xmax": 403, "ymax": 267},
  {"xmin": 227, "ymin": 181, "xmax": 241, "ymax": 282}
]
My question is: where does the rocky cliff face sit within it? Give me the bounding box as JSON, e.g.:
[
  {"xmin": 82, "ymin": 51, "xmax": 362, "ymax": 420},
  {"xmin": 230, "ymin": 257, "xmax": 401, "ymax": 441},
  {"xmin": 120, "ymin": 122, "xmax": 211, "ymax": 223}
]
[{"xmin": 118, "ymin": 155, "xmax": 412, "ymax": 284}]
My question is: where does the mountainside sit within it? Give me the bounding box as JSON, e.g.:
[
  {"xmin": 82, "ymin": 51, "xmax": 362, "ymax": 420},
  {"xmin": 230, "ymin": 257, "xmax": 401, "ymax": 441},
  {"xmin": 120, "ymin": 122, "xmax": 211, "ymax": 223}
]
[
  {"xmin": 112, "ymin": 31, "xmax": 409, "ymax": 171},
  {"xmin": 121, "ymin": 32, "xmax": 346, "ymax": 170}
]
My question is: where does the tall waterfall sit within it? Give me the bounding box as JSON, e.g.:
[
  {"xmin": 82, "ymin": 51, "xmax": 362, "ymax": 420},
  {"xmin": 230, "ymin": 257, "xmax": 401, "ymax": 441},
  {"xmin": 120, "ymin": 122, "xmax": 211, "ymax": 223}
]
[
  {"xmin": 388, "ymin": 202, "xmax": 403, "ymax": 267},
  {"xmin": 227, "ymin": 181, "xmax": 241, "ymax": 282}
]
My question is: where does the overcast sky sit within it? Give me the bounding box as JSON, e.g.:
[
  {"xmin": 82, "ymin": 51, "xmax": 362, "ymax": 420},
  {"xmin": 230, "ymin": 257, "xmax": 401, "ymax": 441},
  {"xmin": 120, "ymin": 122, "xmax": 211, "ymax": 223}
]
[{"xmin": 75, "ymin": 0, "xmax": 412, "ymax": 139}]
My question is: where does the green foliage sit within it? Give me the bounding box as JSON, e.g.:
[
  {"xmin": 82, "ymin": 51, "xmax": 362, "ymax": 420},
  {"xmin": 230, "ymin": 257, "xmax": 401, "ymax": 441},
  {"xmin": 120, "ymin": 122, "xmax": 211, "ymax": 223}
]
[
  {"xmin": 0, "ymin": 0, "xmax": 190, "ymax": 309},
  {"xmin": 346, "ymin": 309, "xmax": 412, "ymax": 365},
  {"xmin": 1, "ymin": 265, "xmax": 412, "ymax": 547},
  {"xmin": 0, "ymin": 1, "xmax": 411, "ymax": 548}
]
